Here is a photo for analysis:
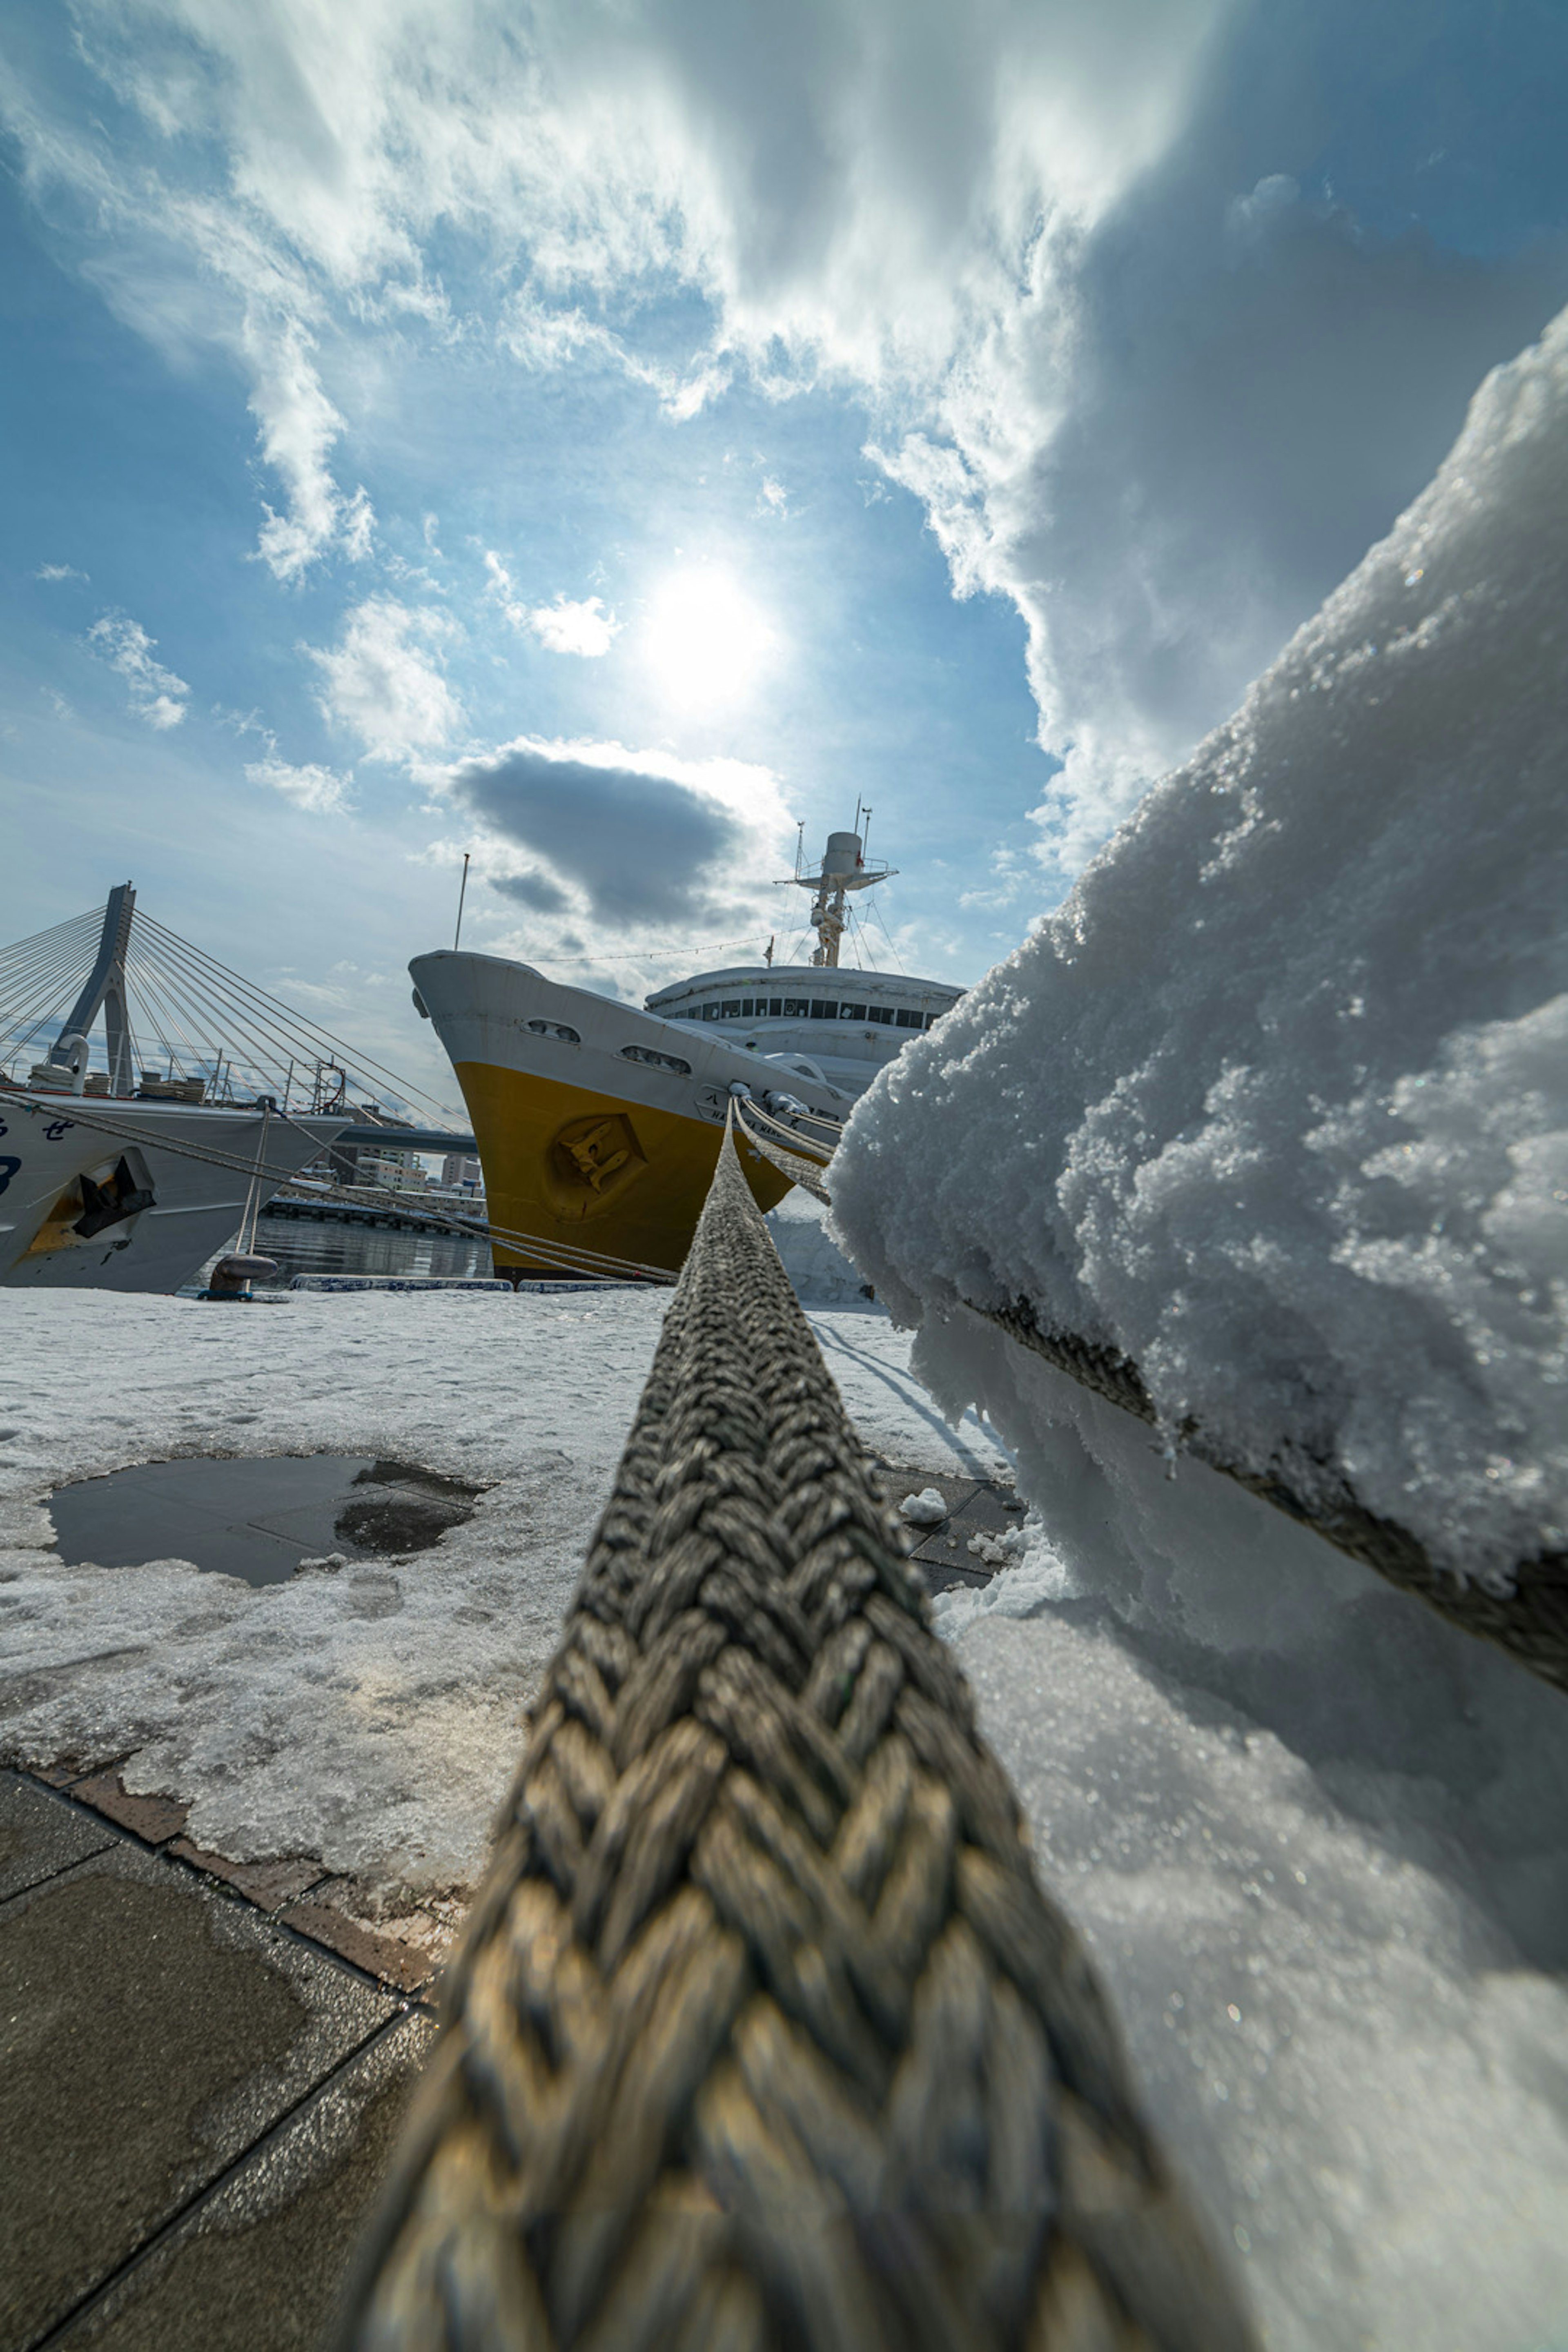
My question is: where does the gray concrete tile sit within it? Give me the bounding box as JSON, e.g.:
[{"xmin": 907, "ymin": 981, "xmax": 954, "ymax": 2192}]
[
  {"xmin": 0, "ymin": 1772, "xmax": 115, "ymax": 1903},
  {"xmin": 0, "ymin": 1840, "xmax": 396, "ymax": 2352},
  {"xmin": 58, "ymin": 2014, "xmax": 436, "ymax": 2352},
  {"xmin": 949, "ymin": 1485, "xmax": 1025, "ymax": 1537}
]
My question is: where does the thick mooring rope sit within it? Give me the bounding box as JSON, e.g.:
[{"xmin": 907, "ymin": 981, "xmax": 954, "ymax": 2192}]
[{"xmin": 339, "ymin": 1123, "xmax": 1254, "ymax": 2352}]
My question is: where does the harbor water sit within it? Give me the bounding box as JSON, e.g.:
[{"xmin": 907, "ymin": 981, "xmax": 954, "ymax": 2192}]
[{"xmin": 194, "ymin": 1208, "xmax": 491, "ymax": 1290}]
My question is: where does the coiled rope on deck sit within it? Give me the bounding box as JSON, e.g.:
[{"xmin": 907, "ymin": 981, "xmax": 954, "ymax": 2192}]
[{"xmin": 337, "ymin": 1120, "xmax": 1253, "ymax": 2352}]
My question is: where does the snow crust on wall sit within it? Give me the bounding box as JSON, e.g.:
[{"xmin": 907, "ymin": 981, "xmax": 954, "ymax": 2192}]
[{"xmin": 831, "ymin": 305, "xmax": 1568, "ymax": 1583}]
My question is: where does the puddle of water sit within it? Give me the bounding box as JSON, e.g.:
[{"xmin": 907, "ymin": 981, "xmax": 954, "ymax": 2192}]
[{"xmin": 47, "ymin": 1455, "xmax": 481, "ymax": 1588}]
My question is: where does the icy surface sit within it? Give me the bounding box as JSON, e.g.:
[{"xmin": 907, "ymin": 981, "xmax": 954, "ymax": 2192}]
[
  {"xmin": 924, "ymin": 1307, "xmax": 1568, "ymax": 2352},
  {"xmin": 765, "ymin": 1187, "xmax": 869, "ymax": 1305},
  {"xmin": 0, "ymin": 1288, "xmax": 993, "ymax": 1899},
  {"xmin": 832, "ymin": 306, "xmax": 1568, "ymax": 1581}
]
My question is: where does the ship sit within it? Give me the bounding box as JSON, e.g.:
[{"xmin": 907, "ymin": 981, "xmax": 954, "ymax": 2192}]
[
  {"xmin": 410, "ymin": 822, "xmax": 963, "ymax": 1279},
  {"xmin": 0, "ymin": 885, "xmax": 350, "ymax": 1292}
]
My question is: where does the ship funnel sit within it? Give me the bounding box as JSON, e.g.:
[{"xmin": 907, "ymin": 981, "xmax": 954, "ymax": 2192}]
[{"xmin": 822, "ymin": 831, "xmax": 862, "ymax": 880}]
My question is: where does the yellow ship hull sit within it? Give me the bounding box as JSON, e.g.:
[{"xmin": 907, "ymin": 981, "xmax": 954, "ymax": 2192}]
[{"xmin": 454, "ymin": 1059, "xmax": 791, "ymax": 1278}]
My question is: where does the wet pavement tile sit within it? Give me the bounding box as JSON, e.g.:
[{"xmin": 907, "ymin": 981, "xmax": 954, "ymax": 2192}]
[
  {"xmin": 56, "ymin": 2014, "xmax": 436, "ymax": 2352},
  {"xmin": 0, "ymin": 1838, "xmax": 396, "ymax": 2352},
  {"xmin": 0, "ymin": 1771, "xmax": 116, "ymax": 1904}
]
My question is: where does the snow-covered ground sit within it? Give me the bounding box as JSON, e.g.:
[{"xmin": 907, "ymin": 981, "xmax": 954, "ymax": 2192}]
[
  {"xmin": 0, "ymin": 1285, "xmax": 993, "ymax": 1898},
  {"xmin": 832, "ymin": 305, "xmax": 1568, "ymax": 1588},
  {"xmin": 1, "ymin": 1275, "xmax": 1566, "ymax": 2347}
]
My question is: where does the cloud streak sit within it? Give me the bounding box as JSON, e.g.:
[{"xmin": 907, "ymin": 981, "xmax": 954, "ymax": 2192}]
[{"xmin": 87, "ymin": 612, "xmax": 190, "ymax": 728}]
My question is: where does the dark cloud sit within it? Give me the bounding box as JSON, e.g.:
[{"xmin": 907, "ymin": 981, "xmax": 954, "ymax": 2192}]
[
  {"xmin": 490, "ymin": 867, "xmax": 571, "ymax": 914},
  {"xmin": 1003, "ymin": 0, "xmax": 1568, "ymax": 854},
  {"xmin": 451, "ymin": 747, "xmax": 742, "ymax": 924}
]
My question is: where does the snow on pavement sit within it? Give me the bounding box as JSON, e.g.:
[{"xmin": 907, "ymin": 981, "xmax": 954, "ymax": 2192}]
[{"xmin": 0, "ymin": 1287, "xmax": 993, "ymax": 1901}]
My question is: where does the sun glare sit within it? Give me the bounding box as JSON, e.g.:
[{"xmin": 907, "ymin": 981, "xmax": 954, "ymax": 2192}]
[{"xmin": 642, "ymin": 566, "xmax": 776, "ymax": 713}]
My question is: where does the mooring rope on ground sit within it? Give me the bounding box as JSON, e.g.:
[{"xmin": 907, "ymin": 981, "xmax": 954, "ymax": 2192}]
[{"xmin": 337, "ymin": 1120, "xmax": 1254, "ymax": 2352}]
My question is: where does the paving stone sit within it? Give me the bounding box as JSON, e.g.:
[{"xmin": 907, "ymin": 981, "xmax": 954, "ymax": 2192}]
[
  {"xmin": 0, "ymin": 1771, "xmax": 115, "ymax": 1902},
  {"xmin": 949, "ymin": 1484, "xmax": 1023, "ymax": 1538},
  {"xmin": 168, "ymin": 1840, "xmax": 326, "ymax": 1913},
  {"xmin": 71, "ymin": 1773, "xmax": 189, "ymax": 1846},
  {"xmin": 58, "ymin": 2014, "xmax": 436, "ymax": 2352},
  {"xmin": 921, "ymin": 1557, "xmax": 996, "ymax": 1597},
  {"xmin": 278, "ymin": 1882, "xmax": 451, "ymax": 1996},
  {"xmin": 0, "ymin": 1841, "xmax": 395, "ymax": 2352}
]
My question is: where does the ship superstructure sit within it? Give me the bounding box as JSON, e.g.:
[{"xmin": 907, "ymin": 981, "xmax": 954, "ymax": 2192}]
[{"xmin": 412, "ymin": 823, "xmax": 963, "ymax": 1279}]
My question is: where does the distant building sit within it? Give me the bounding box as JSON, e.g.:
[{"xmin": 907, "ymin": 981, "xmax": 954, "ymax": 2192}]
[
  {"xmin": 360, "ymin": 1149, "xmax": 429, "ymax": 1192},
  {"xmin": 442, "ymin": 1154, "xmax": 483, "ymax": 1190}
]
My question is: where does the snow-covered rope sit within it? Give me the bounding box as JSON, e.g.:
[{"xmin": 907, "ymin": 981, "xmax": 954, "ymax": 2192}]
[
  {"xmin": 976, "ymin": 1296, "xmax": 1568, "ymax": 1695},
  {"xmin": 336, "ymin": 1118, "xmax": 1253, "ymax": 2352}
]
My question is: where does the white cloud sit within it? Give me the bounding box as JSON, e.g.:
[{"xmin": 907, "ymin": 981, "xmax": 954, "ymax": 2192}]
[
  {"xmin": 527, "ymin": 595, "xmax": 620, "ymax": 657},
  {"xmin": 307, "ymin": 597, "xmax": 462, "ymax": 761},
  {"xmin": 245, "ymin": 757, "xmax": 352, "ymax": 814},
  {"xmin": 485, "ymin": 556, "xmax": 621, "ymax": 657},
  {"xmin": 36, "ymin": 562, "xmax": 88, "ymax": 583},
  {"xmin": 87, "ymin": 612, "xmax": 191, "ymax": 728}
]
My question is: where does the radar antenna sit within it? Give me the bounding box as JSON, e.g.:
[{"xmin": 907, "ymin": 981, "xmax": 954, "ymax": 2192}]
[{"xmin": 777, "ymin": 822, "xmax": 897, "ymax": 969}]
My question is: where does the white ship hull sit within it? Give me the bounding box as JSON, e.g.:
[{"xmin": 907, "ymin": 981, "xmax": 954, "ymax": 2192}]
[
  {"xmin": 410, "ymin": 948, "xmax": 960, "ymax": 1278},
  {"xmin": 0, "ymin": 1094, "xmax": 346, "ymax": 1293}
]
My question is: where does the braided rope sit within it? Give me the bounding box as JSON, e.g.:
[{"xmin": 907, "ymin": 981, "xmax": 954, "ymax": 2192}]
[
  {"xmin": 338, "ymin": 1122, "xmax": 1254, "ymax": 2352},
  {"xmin": 735, "ymin": 1102, "xmax": 835, "ymax": 1205}
]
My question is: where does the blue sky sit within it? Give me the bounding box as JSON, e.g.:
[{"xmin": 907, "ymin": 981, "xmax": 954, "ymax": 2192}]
[{"xmin": 3, "ymin": 0, "xmax": 1566, "ymax": 1095}]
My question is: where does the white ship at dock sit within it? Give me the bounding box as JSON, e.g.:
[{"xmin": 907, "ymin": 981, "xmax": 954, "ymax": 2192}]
[
  {"xmin": 412, "ymin": 824, "xmax": 963, "ymax": 1278},
  {"xmin": 0, "ymin": 886, "xmax": 349, "ymax": 1292}
]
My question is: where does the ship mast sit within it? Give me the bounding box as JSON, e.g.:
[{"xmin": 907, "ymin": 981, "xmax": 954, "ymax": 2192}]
[{"xmin": 778, "ymin": 804, "xmax": 897, "ymax": 969}]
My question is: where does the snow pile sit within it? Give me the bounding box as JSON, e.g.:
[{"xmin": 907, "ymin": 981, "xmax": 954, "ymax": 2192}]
[
  {"xmin": 832, "ymin": 305, "xmax": 1568, "ymax": 1583},
  {"xmin": 898, "ymin": 1486, "xmax": 948, "ymax": 1524}
]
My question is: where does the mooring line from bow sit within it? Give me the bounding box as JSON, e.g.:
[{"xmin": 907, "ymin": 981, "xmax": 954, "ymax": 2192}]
[{"xmin": 336, "ymin": 1114, "xmax": 1255, "ymax": 2352}]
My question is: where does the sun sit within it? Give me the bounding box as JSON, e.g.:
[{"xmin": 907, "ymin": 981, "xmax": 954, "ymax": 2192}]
[{"xmin": 642, "ymin": 566, "xmax": 777, "ymax": 714}]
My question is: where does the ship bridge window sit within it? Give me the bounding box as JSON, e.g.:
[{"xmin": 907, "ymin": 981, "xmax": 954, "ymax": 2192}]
[
  {"xmin": 780, "ymin": 997, "xmax": 808, "ymax": 1017},
  {"xmin": 527, "ymin": 1019, "xmax": 581, "ymax": 1044},
  {"xmin": 767, "ymin": 998, "xmax": 783, "ymax": 1017},
  {"xmin": 621, "ymin": 1043, "xmax": 692, "ymax": 1076},
  {"xmin": 702, "ymin": 1003, "xmax": 722, "ymax": 1019},
  {"xmin": 720, "ymin": 1000, "xmax": 742, "ymax": 1018},
  {"xmin": 839, "ymin": 1003, "xmax": 867, "ymax": 1022},
  {"xmin": 866, "ymin": 1005, "xmax": 895, "ymax": 1025},
  {"xmin": 809, "ymin": 1000, "xmax": 839, "ymax": 1020},
  {"xmin": 895, "ymin": 1009, "xmax": 923, "ymax": 1029}
]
